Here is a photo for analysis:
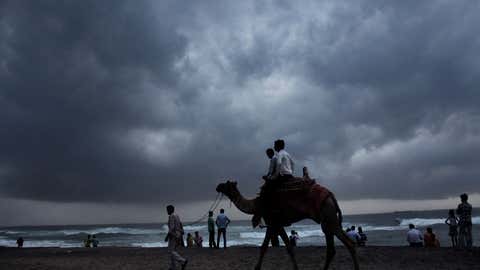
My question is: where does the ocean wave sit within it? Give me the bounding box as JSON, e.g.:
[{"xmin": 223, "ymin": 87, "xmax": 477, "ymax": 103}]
[
  {"xmin": 183, "ymin": 225, "xmax": 206, "ymax": 231},
  {"xmin": 0, "ymin": 239, "xmax": 79, "ymax": 248},
  {"xmin": 131, "ymin": 242, "xmax": 168, "ymax": 248},
  {"xmin": 398, "ymin": 216, "xmax": 480, "ymax": 227},
  {"xmin": 1, "ymin": 227, "xmax": 168, "ymax": 237},
  {"xmin": 362, "ymin": 225, "xmax": 405, "ymax": 231},
  {"xmin": 240, "ymin": 229, "xmax": 324, "ymax": 239}
]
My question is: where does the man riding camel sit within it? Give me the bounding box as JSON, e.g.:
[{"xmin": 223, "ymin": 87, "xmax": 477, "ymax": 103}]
[{"xmin": 252, "ymin": 139, "xmax": 295, "ymax": 227}]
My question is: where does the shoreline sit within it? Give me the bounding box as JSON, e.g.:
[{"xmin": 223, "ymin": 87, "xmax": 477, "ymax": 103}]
[{"xmin": 1, "ymin": 246, "xmax": 479, "ymax": 270}]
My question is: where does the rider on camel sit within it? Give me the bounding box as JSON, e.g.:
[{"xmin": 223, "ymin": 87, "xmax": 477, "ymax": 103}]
[{"xmin": 252, "ymin": 139, "xmax": 295, "ymax": 228}]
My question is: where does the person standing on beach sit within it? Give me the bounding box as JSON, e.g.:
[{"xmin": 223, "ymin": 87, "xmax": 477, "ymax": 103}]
[
  {"xmin": 165, "ymin": 205, "xmax": 188, "ymax": 270},
  {"xmin": 406, "ymin": 224, "xmax": 423, "ymax": 247},
  {"xmin": 357, "ymin": 227, "xmax": 367, "ymax": 247},
  {"xmin": 445, "ymin": 209, "xmax": 459, "ymax": 247},
  {"xmin": 207, "ymin": 211, "xmax": 217, "ymax": 248},
  {"xmin": 289, "ymin": 230, "xmax": 299, "ymax": 247},
  {"xmin": 216, "ymin": 208, "xmax": 231, "ymax": 248},
  {"xmin": 16, "ymin": 237, "xmax": 24, "ymax": 248},
  {"xmin": 456, "ymin": 193, "xmax": 473, "ymax": 249}
]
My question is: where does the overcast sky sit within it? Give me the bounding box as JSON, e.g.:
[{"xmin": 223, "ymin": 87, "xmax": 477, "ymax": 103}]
[{"xmin": 1, "ymin": 1, "xmax": 480, "ymax": 225}]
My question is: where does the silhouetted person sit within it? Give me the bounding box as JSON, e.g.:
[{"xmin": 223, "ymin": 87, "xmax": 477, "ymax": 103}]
[
  {"xmin": 207, "ymin": 211, "xmax": 217, "ymax": 248},
  {"xmin": 357, "ymin": 227, "xmax": 367, "ymax": 247},
  {"xmin": 186, "ymin": 233, "xmax": 194, "ymax": 248},
  {"xmin": 457, "ymin": 193, "xmax": 472, "ymax": 249},
  {"xmin": 253, "ymin": 148, "xmax": 278, "ymax": 227},
  {"xmin": 303, "ymin": 166, "xmax": 310, "ymax": 180},
  {"xmin": 289, "ymin": 230, "xmax": 299, "ymax": 247},
  {"xmin": 92, "ymin": 235, "xmax": 99, "ymax": 248},
  {"xmin": 445, "ymin": 209, "xmax": 459, "ymax": 247},
  {"xmin": 272, "ymin": 139, "xmax": 294, "ymax": 182},
  {"xmin": 424, "ymin": 227, "xmax": 440, "ymax": 247},
  {"xmin": 194, "ymin": 231, "xmax": 203, "ymax": 247},
  {"xmin": 84, "ymin": 235, "xmax": 91, "ymax": 248},
  {"xmin": 406, "ymin": 224, "xmax": 423, "ymax": 247},
  {"xmin": 16, "ymin": 237, "xmax": 24, "ymax": 248},
  {"xmin": 262, "ymin": 148, "xmax": 277, "ymax": 181},
  {"xmin": 216, "ymin": 208, "xmax": 230, "ymax": 248},
  {"xmin": 253, "ymin": 140, "xmax": 295, "ymax": 228},
  {"xmin": 165, "ymin": 205, "xmax": 188, "ymax": 269}
]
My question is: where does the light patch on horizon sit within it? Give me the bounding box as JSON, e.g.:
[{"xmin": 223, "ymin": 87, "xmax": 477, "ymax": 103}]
[{"xmin": 1, "ymin": 195, "xmax": 479, "ymax": 227}]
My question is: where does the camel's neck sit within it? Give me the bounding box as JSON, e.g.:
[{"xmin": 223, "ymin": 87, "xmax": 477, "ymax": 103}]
[{"xmin": 224, "ymin": 188, "xmax": 256, "ymax": 215}]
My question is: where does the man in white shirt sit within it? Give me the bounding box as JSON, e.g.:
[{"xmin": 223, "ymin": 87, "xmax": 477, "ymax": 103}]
[
  {"xmin": 272, "ymin": 139, "xmax": 295, "ymax": 182},
  {"xmin": 406, "ymin": 224, "xmax": 423, "ymax": 247}
]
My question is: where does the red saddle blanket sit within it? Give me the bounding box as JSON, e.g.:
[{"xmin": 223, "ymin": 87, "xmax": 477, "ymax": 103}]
[{"xmin": 273, "ymin": 177, "xmax": 332, "ymax": 210}]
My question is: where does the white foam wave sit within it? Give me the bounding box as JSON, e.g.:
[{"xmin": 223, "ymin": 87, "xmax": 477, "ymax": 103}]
[
  {"xmin": 183, "ymin": 225, "xmax": 206, "ymax": 231},
  {"xmin": 131, "ymin": 242, "xmax": 168, "ymax": 248},
  {"xmin": 239, "ymin": 232, "xmax": 265, "ymax": 239},
  {"xmin": 1, "ymin": 227, "xmax": 168, "ymax": 237},
  {"xmin": 240, "ymin": 229, "xmax": 324, "ymax": 239},
  {"xmin": 398, "ymin": 216, "xmax": 480, "ymax": 227},
  {"xmin": 62, "ymin": 227, "xmax": 166, "ymax": 236},
  {"xmin": 0, "ymin": 239, "xmax": 79, "ymax": 248},
  {"xmin": 362, "ymin": 225, "xmax": 405, "ymax": 231}
]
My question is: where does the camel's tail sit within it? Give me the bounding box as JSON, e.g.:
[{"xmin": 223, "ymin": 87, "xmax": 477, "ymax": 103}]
[{"xmin": 331, "ymin": 193, "xmax": 343, "ymax": 226}]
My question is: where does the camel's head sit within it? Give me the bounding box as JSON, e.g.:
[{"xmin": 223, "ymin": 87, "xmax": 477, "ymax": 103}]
[{"xmin": 216, "ymin": 180, "xmax": 238, "ymax": 197}]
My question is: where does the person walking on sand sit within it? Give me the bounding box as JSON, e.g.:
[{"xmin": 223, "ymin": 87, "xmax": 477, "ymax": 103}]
[
  {"xmin": 406, "ymin": 224, "xmax": 423, "ymax": 247},
  {"xmin": 445, "ymin": 209, "xmax": 459, "ymax": 247},
  {"xmin": 457, "ymin": 193, "xmax": 473, "ymax": 249},
  {"xmin": 207, "ymin": 211, "xmax": 217, "ymax": 248},
  {"xmin": 216, "ymin": 208, "xmax": 231, "ymax": 248},
  {"xmin": 165, "ymin": 205, "xmax": 188, "ymax": 270}
]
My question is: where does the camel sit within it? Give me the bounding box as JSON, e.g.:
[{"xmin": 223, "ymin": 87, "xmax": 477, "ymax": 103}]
[{"xmin": 216, "ymin": 180, "xmax": 359, "ymax": 270}]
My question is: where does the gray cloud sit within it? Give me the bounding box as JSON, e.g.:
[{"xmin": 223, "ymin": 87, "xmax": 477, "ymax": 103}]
[{"xmin": 1, "ymin": 0, "xmax": 480, "ymax": 206}]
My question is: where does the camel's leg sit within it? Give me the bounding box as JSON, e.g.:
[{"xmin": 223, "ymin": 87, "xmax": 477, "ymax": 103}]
[
  {"xmin": 334, "ymin": 228, "xmax": 359, "ymax": 270},
  {"xmin": 255, "ymin": 227, "xmax": 273, "ymax": 270},
  {"xmin": 278, "ymin": 227, "xmax": 299, "ymax": 270},
  {"xmin": 321, "ymin": 223, "xmax": 336, "ymax": 270}
]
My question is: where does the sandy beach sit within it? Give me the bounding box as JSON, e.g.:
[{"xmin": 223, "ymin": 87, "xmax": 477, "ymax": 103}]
[{"xmin": 1, "ymin": 246, "xmax": 479, "ymax": 270}]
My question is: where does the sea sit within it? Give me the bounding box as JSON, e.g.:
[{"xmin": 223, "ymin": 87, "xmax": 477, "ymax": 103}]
[{"xmin": 1, "ymin": 209, "xmax": 479, "ymax": 248}]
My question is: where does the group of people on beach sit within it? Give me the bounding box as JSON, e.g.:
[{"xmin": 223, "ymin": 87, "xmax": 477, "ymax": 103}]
[
  {"xmin": 345, "ymin": 226, "xmax": 367, "ymax": 247},
  {"xmin": 406, "ymin": 193, "xmax": 473, "ymax": 249},
  {"xmin": 185, "ymin": 208, "xmax": 232, "ymax": 249},
  {"xmin": 83, "ymin": 234, "xmax": 99, "ymax": 248},
  {"xmin": 445, "ymin": 193, "xmax": 473, "ymax": 249}
]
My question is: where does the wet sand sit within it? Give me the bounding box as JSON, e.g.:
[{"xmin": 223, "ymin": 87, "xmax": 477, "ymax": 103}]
[{"xmin": 1, "ymin": 246, "xmax": 479, "ymax": 270}]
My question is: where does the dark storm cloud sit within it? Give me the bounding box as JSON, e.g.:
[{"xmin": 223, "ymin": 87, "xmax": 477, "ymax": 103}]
[{"xmin": 1, "ymin": 0, "xmax": 480, "ymax": 204}]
